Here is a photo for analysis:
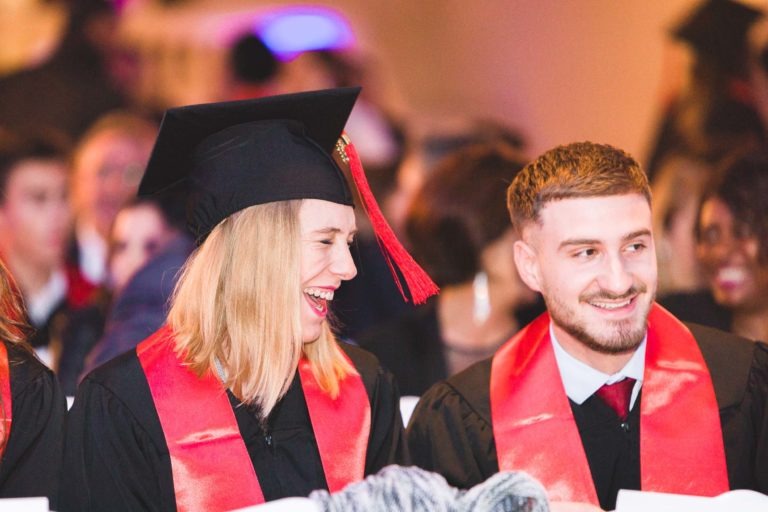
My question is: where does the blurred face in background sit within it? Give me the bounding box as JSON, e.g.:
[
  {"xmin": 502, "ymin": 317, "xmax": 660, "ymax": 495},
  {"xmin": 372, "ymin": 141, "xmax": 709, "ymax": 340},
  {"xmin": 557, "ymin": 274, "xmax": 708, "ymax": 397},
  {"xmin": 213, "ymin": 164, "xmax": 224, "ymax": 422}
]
[
  {"xmin": 0, "ymin": 159, "xmax": 71, "ymax": 271},
  {"xmin": 73, "ymin": 129, "xmax": 153, "ymax": 240},
  {"xmin": 697, "ymin": 196, "xmax": 768, "ymax": 312},
  {"xmin": 108, "ymin": 203, "xmax": 175, "ymax": 294}
]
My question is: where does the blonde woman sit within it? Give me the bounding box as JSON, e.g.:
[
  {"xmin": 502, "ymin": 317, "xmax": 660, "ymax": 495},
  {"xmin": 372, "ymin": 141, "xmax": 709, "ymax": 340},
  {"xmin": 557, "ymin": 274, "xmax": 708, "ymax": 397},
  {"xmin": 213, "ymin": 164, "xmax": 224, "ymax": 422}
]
[
  {"xmin": 0, "ymin": 256, "xmax": 65, "ymax": 505},
  {"xmin": 61, "ymin": 88, "xmax": 436, "ymax": 512}
]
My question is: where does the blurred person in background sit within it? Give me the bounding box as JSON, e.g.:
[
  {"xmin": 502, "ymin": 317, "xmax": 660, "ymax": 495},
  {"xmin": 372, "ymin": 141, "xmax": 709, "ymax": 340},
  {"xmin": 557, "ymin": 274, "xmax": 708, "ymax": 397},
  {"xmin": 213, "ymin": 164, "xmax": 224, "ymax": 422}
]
[
  {"xmin": 223, "ymin": 32, "xmax": 282, "ymax": 101},
  {"xmin": 58, "ymin": 197, "xmax": 188, "ymax": 396},
  {"xmin": 646, "ymin": 0, "xmax": 766, "ymax": 180},
  {"xmin": 0, "ymin": 131, "xmax": 83, "ymax": 368},
  {"xmin": 651, "ymin": 152, "xmax": 715, "ymax": 296},
  {"xmin": 0, "ymin": 258, "xmax": 66, "ymax": 507},
  {"xmin": 358, "ymin": 143, "xmax": 541, "ymax": 397},
  {"xmin": 334, "ymin": 118, "xmax": 525, "ymax": 341},
  {"xmin": 0, "ymin": 0, "xmax": 129, "ymax": 144},
  {"xmin": 69, "ymin": 110, "xmax": 157, "ymax": 290},
  {"xmin": 662, "ymin": 150, "xmax": 768, "ymax": 341}
]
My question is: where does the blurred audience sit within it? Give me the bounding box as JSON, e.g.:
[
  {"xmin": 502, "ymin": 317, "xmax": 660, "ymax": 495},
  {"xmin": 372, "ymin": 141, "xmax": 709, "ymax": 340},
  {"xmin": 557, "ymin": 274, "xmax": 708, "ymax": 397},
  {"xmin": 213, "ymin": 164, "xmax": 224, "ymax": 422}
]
[
  {"xmin": 0, "ymin": 131, "xmax": 78, "ymax": 368},
  {"xmin": 646, "ymin": 0, "xmax": 766, "ymax": 180},
  {"xmin": 358, "ymin": 143, "xmax": 542, "ymax": 396},
  {"xmin": 69, "ymin": 110, "xmax": 157, "ymax": 289},
  {"xmin": 661, "ymin": 150, "xmax": 768, "ymax": 341},
  {"xmin": 0, "ymin": 0, "xmax": 129, "ymax": 145}
]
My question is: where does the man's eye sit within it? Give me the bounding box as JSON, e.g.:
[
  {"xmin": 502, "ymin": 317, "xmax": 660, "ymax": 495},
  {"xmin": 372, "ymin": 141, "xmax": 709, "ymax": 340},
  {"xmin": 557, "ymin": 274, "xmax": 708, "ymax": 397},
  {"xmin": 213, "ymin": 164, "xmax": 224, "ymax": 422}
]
[
  {"xmin": 574, "ymin": 248, "xmax": 596, "ymax": 258},
  {"xmin": 626, "ymin": 242, "xmax": 645, "ymax": 253}
]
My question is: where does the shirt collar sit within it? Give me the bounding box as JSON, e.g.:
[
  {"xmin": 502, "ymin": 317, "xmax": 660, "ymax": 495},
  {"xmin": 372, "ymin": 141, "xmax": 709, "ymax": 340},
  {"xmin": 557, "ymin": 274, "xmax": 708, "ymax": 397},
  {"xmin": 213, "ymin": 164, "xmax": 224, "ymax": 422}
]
[
  {"xmin": 550, "ymin": 322, "xmax": 646, "ymax": 409},
  {"xmin": 76, "ymin": 221, "xmax": 108, "ymax": 284},
  {"xmin": 27, "ymin": 268, "xmax": 67, "ymax": 327}
]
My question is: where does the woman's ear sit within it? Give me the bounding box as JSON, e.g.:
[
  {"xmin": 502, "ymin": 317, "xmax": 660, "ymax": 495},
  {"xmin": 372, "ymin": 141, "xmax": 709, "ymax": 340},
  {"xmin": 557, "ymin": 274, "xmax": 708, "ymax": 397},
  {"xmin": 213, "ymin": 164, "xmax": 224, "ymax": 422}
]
[{"xmin": 513, "ymin": 238, "xmax": 543, "ymax": 293}]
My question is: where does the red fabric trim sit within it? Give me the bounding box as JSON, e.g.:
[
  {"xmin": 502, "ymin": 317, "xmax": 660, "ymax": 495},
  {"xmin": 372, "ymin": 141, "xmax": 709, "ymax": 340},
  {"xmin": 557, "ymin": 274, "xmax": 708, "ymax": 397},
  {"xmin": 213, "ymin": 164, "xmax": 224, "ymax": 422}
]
[
  {"xmin": 491, "ymin": 303, "xmax": 728, "ymax": 504},
  {"xmin": 138, "ymin": 327, "xmax": 264, "ymax": 512},
  {"xmin": 64, "ymin": 264, "xmax": 99, "ymax": 309},
  {"xmin": 139, "ymin": 327, "xmax": 372, "ymax": 508},
  {"xmin": 0, "ymin": 343, "xmax": 10, "ymax": 459},
  {"xmin": 298, "ymin": 356, "xmax": 370, "ymax": 492},
  {"xmin": 343, "ymin": 138, "xmax": 439, "ymax": 305}
]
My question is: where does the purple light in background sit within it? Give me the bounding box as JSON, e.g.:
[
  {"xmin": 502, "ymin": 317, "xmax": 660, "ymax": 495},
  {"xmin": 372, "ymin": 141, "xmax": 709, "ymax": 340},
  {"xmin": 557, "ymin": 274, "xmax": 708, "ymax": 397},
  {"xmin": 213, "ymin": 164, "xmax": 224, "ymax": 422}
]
[{"xmin": 257, "ymin": 7, "xmax": 355, "ymax": 58}]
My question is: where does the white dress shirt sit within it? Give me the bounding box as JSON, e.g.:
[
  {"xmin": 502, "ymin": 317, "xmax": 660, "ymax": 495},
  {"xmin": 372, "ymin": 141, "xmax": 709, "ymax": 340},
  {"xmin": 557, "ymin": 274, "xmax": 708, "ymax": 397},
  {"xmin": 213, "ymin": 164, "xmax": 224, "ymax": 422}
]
[{"xmin": 550, "ymin": 323, "xmax": 646, "ymax": 411}]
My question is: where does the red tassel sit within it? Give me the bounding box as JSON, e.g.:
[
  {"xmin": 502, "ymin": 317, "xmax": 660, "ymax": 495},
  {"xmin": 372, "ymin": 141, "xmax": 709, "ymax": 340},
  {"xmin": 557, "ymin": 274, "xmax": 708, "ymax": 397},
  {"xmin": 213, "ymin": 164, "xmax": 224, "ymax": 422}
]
[{"xmin": 343, "ymin": 137, "xmax": 439, "ymax": 304}]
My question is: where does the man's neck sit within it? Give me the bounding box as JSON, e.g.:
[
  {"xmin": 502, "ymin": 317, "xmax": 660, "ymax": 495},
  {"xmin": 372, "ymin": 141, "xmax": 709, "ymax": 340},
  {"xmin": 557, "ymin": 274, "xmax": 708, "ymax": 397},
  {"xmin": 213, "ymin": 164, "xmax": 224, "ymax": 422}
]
[
  {"xmin": 551, "ymin": 323, "xmax": 638, "ymax": 375},
  {"xmin": 2, "ymin": 250, "xmax": 55, "ymax": 298}
]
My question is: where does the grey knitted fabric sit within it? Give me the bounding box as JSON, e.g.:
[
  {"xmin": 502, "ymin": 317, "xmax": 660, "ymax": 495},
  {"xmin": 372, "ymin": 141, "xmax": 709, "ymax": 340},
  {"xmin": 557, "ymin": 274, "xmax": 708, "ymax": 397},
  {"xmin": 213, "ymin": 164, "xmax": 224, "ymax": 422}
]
[{"xmin": 309, "ymin": 465, "xmax": 549, "ymax": 512}]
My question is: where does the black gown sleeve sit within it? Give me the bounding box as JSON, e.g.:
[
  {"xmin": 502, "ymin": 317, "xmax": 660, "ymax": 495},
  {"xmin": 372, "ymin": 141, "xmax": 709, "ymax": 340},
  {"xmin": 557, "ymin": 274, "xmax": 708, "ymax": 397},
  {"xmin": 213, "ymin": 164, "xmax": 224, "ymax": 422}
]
[
  {"xmin": 745, "ymin": 342, "xmax": 768, "ymax": 491},
  {"xmin": 340, "ymin": 342, "xmax": 409, "ymax": 471},
  {"xmin": 60, "ymin": 353, "xmax": 175, "ymax": 512},
  {"xmin": 0, "ymin": 342, "xmax": 66, "ymax": 507},
  {"xmin": 406, "ymin": 359, "xmax": 498, "ymax": 489}
]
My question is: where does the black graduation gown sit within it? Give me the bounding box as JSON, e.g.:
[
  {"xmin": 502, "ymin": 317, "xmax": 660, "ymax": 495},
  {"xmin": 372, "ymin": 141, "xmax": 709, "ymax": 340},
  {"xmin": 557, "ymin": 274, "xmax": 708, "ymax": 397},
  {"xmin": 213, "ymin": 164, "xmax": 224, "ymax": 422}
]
[
  {"xmin": 357, "ymin": 298, "xmax": 545, "ymax": 397},
  {"xmin": 407, "ymin": 323, "xmax": 768, "ymax": 511},
  {"xmin": 60, "ymin": 341, "xmax": 407, "ymax": 512},
  {"xmin": 0, "ymin": 340, "xmax": 66, "ymax": 506}
]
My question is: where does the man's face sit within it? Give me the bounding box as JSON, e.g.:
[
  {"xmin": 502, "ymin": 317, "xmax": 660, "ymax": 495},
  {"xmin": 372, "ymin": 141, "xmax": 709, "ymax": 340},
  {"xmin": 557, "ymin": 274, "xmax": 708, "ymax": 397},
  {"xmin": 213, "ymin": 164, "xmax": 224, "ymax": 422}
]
[
  {"xmin": 73, "ymin": 131, "xmax": 151, "ymax": 239},
  {"xmin": 514, "ymin": 194, "xmax": 657, "ymax": 358},
  {"xmin": 0, "ymin": 159, "xmax": 72, "ymax": 270}
]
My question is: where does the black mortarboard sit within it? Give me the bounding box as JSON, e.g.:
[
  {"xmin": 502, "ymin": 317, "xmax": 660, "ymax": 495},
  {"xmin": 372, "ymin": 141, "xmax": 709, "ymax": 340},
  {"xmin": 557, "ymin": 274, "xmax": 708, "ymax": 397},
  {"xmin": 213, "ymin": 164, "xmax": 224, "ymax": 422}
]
[
  {"xmin": 139, "ymin": 87, "xmax": 357, "ymax": 240},
  {"xmin": 672, "ymin": 0, "xmax": 763, "ymax": 64},
  {"xmin": 139, "ymin": 86, "xmax": 439, "ymax": 303}
]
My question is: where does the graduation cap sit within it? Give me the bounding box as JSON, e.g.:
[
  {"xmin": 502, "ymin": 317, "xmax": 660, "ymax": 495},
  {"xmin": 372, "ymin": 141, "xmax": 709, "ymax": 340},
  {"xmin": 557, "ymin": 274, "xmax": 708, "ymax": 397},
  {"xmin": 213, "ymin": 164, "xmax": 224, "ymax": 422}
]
[
  {"xmin": 139, "ymin": 86, "xmax": 438, "ymax": 304},
  {"xmin": 672, "ymin": 0, "xmax": 763, "ymax": 64}
]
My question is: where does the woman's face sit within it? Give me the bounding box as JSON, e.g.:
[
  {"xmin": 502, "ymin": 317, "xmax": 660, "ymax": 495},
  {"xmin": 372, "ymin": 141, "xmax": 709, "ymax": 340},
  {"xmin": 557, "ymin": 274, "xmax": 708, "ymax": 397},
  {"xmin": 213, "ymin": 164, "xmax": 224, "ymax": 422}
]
[
  {"xmin": 697, "ymin": 197, "xmax": 768, "ymax": 311},
  {"xmin": 299, "ymin": 199, "xmax": 357, "ymax": 343},
  {"xmin": 109, "ymin": 204, "xmax": 174, "ymax": 294}
]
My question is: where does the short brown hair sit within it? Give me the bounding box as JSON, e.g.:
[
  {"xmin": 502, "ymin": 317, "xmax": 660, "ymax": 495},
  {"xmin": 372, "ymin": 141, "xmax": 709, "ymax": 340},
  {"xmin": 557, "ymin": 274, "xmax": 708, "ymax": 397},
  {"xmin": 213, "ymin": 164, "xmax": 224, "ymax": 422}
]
[
  {"xmin": 406, "ymin": 142, "xmax": 526, "ymax": 286},
  {"xmin": 507, "ymin": 141, "xmax": 650, "ymax": 232}
]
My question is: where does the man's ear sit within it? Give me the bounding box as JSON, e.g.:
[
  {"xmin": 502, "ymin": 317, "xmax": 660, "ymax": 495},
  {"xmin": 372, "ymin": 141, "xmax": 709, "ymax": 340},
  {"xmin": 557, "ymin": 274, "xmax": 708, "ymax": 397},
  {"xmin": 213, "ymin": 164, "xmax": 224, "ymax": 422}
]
[{"xmin": 513, "ymin": 238, "xmax": 542, "ymax": 293}]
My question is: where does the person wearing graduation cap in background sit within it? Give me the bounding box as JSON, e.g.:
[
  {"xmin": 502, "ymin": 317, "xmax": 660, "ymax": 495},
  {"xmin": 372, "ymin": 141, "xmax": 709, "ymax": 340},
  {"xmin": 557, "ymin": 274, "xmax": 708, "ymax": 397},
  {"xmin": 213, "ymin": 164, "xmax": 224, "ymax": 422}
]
[
  {"xmin": 646, "ymin": 0, "xmax": 767, "ymax": 181},
  {"xmin": 60, "ymin": 87, "xmax": 438, "ymax": 512}
]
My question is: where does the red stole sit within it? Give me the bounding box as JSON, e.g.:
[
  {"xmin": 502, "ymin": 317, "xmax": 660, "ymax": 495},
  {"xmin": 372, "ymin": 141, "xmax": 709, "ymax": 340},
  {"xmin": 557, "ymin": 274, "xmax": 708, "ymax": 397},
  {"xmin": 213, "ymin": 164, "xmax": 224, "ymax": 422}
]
[
  {"xmin": 137, "ymin": 326, "xmax": 371, "ymax": 512},
  {"xmin": 0, "ymin": 342, "xmax": 10, "ymax": 458},
  {"xmin": 490, "ymin": 303, "xmax": 728, "ymax": 504}
]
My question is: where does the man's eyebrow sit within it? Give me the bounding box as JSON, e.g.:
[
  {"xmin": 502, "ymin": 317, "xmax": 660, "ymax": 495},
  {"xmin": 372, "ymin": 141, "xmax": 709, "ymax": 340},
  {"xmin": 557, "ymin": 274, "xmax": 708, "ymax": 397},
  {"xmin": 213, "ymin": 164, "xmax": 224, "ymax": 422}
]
[
  {"xmin": 622, "ymin": 229, "xmax": 652, "ymax": 241},
  {"xmin": 557, "ymin": 229, "xmax": 651, "ymax": 251},
  {"xmin": 558, "ymin": 238, "xmax": 600, "ymax": 251}
]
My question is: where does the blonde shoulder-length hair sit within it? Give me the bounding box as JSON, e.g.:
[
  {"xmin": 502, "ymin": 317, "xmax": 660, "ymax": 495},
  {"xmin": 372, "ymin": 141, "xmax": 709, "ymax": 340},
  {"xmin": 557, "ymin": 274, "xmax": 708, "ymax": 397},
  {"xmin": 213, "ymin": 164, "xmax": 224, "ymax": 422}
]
[{"xmin": 167, "ymin": 200, "xmax": 355, "ymax": 418}]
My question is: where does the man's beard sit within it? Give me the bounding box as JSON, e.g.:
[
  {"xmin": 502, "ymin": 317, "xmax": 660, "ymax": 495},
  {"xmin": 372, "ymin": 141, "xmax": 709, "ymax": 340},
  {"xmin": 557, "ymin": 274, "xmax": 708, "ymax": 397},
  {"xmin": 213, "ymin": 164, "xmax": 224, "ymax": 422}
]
[{"xmin": 546, "ymin": 285, "xmax": 653, "ymax": 355}]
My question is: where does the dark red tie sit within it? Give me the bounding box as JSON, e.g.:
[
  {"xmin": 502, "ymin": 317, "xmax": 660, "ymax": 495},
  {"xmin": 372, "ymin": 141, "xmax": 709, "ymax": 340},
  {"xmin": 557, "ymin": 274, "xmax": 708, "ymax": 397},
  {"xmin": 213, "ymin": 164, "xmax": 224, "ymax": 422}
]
[{"xmin": 595, "ymin": 378, "xmax": 636, "ymax": 421}]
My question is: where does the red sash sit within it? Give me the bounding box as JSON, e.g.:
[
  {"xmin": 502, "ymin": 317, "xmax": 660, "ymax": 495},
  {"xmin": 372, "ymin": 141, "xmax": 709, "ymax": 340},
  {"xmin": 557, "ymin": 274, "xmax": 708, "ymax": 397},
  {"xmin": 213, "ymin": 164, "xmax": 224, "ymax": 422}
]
[
  {"xmin": 137, "ymin": 326, "xmax": 371, "ymax": 512},
  {"xmin": 0, "ymin": 342, "xmax": 11, "ymax": 458},
  {"xmin": 490, "ymin": 303, "xmax": 728, "ymax": 504}
]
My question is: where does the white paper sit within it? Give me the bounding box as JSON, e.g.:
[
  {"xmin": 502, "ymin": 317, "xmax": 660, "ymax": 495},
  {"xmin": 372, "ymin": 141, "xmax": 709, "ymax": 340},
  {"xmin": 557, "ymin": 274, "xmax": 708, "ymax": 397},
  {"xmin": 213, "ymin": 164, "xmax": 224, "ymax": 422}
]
[
  {"xmin": 0, "ymin": 497, "xmax": 49, "ymax": 512},
  {"xmin": 615, "ymin": 489, "xmax": 768, "ymax": 512},
  {"xmin": 229, "ymin": 497, "xmax": 320, "ymax": 512}
]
